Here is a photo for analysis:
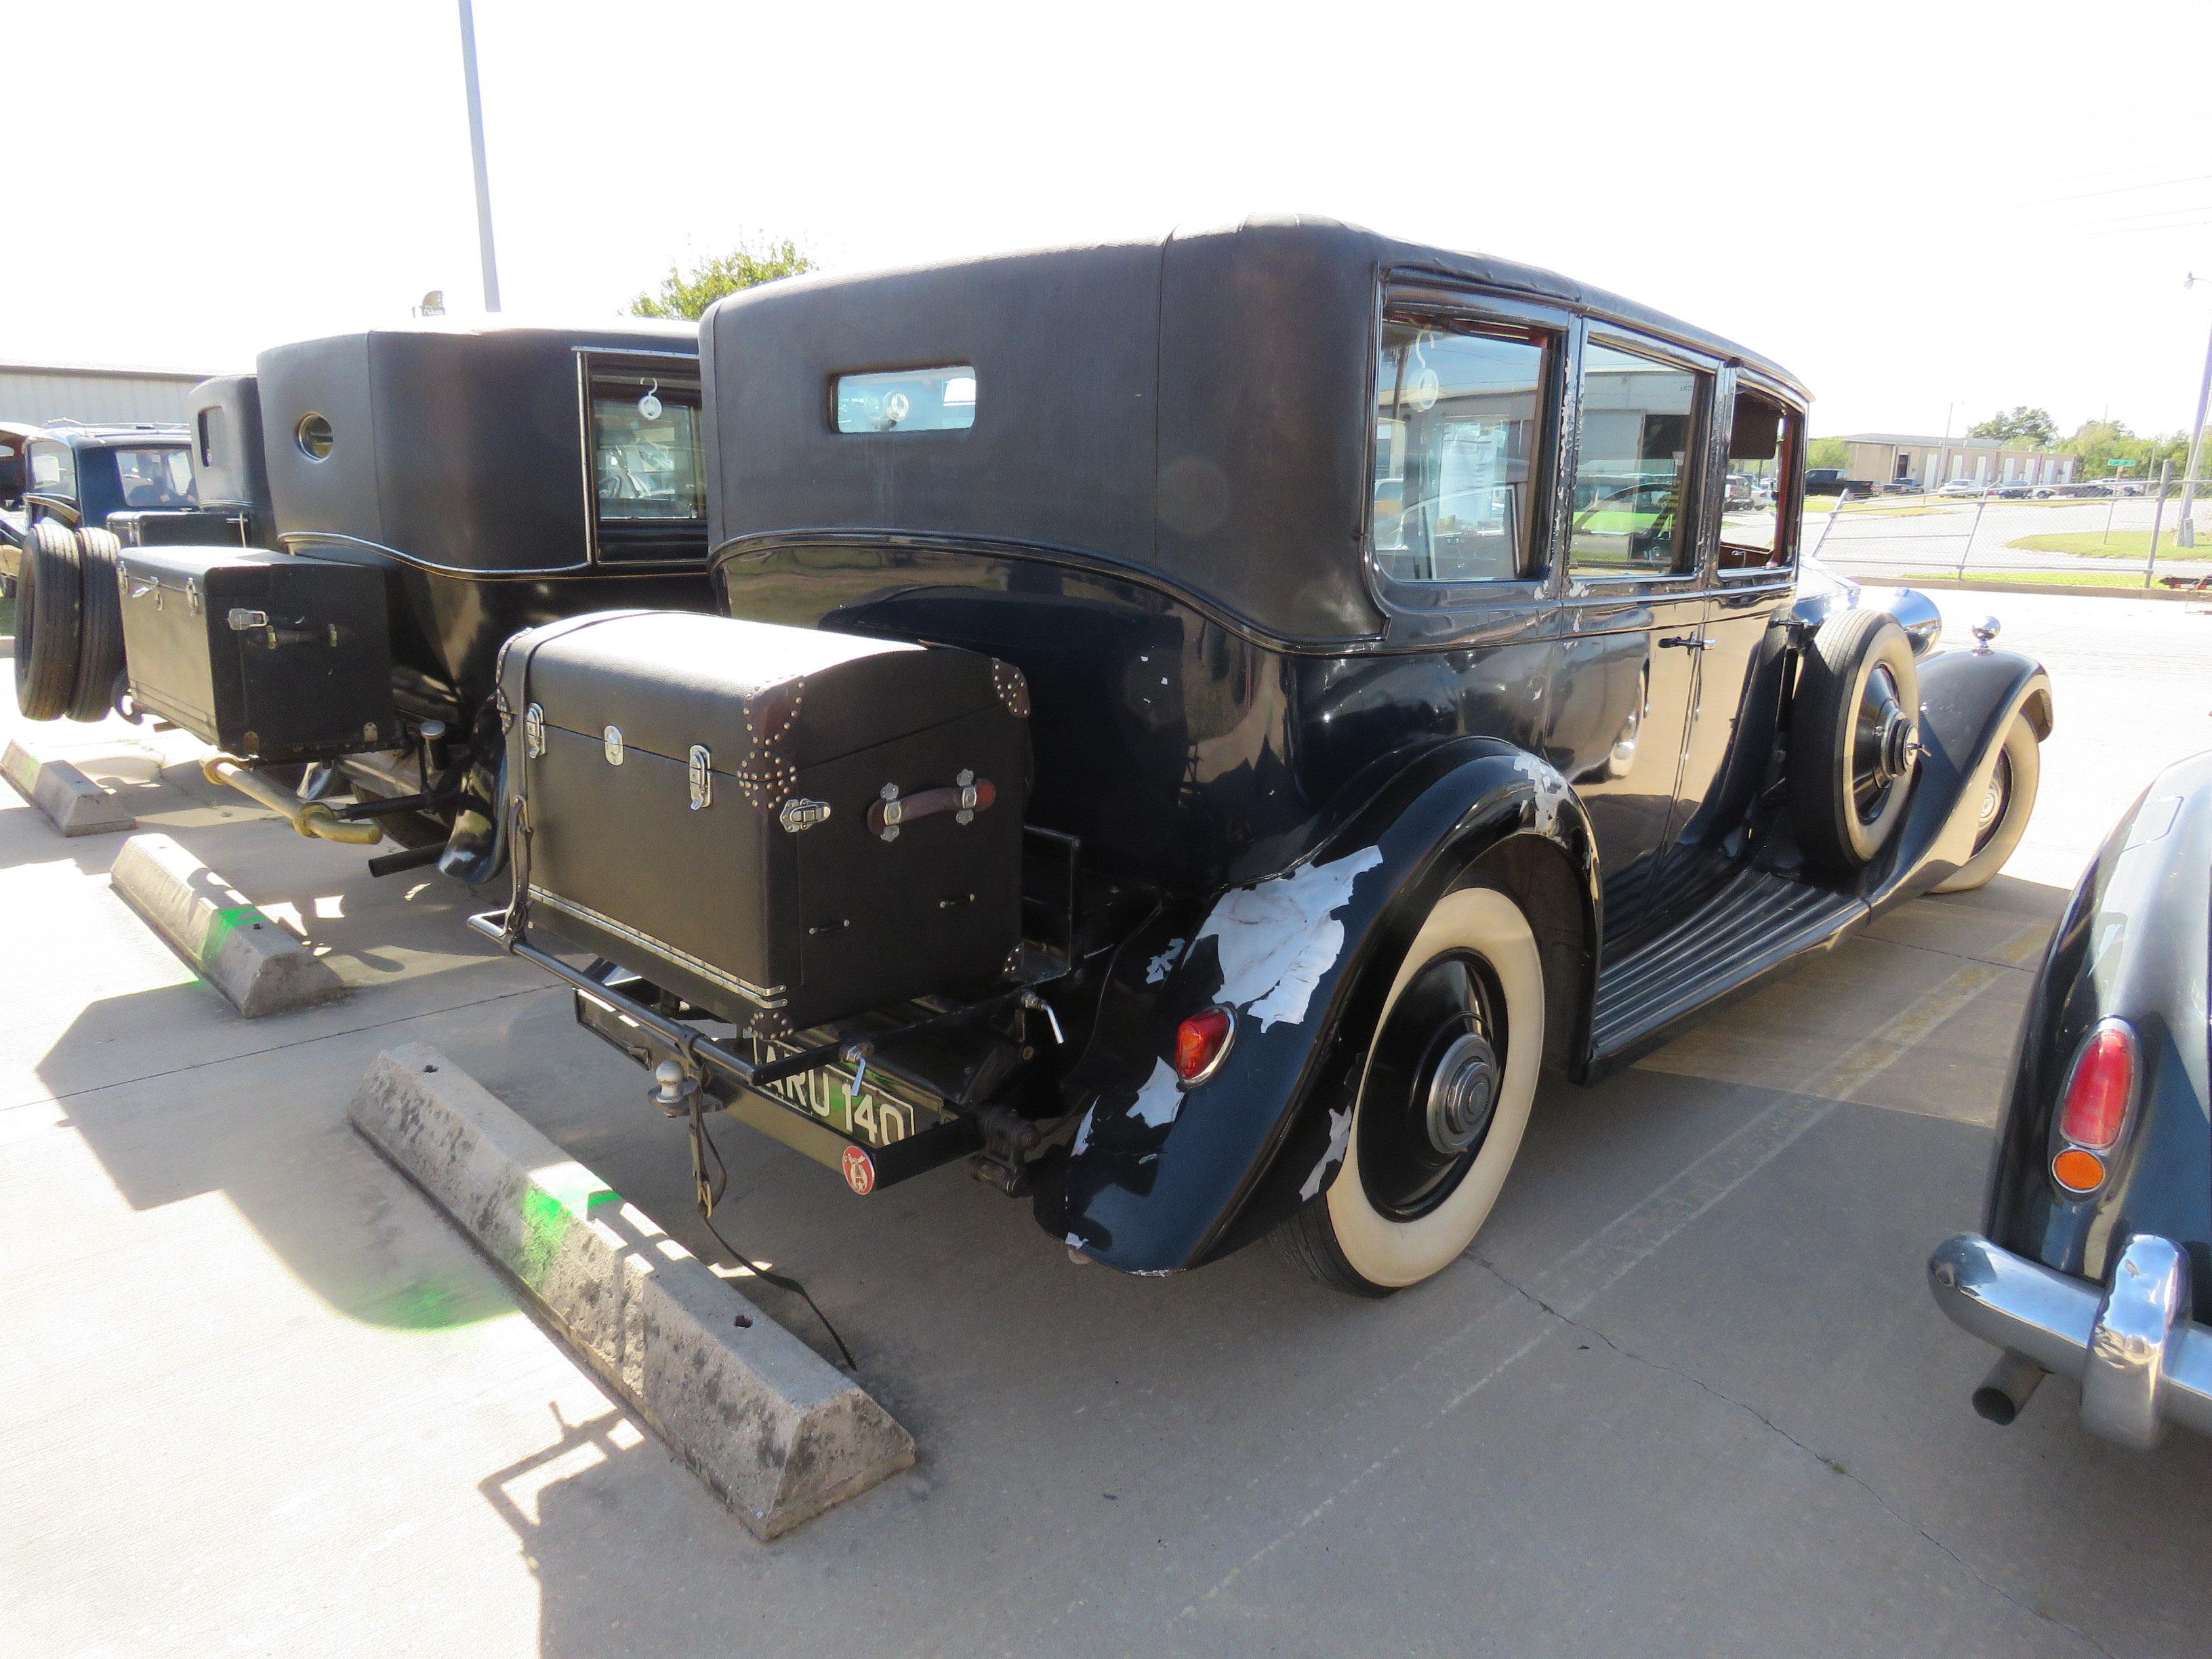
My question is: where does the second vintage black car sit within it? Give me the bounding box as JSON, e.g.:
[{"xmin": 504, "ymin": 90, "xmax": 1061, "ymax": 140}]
[
  {"xmin": 10, "ymin": 320, "xmax": 720, "ymax": 879},
  {"xmin": 481, "ymin": 218, "xmax": 2053, "ymax": 1294}
]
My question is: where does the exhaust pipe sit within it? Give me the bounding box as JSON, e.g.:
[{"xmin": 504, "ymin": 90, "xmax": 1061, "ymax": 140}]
[
  {"xmin": 1971, "ymin": 1352, "xmax": 2047, "ymax": 1425},
  {"xmin": 201, "ymin": 757, "xmax": 386, "ymax": 845}
]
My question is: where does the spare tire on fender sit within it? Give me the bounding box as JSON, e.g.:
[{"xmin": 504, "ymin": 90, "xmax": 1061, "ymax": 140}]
[
  {"xmin": 13, "ymin": 519, "xmax": 83, "ymax": 722},
  {"xmin": 1789, "ymin": 609, "xmax": 1920, "ymax": 871},
  {"xmin": 69, "ymin": 526, "xmax": 127, "ymax": 722}
]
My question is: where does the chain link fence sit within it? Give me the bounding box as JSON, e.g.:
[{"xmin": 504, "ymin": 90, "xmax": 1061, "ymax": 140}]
[{"xmin": 1799, "ymin": 474, "xmax": 2212, "ymax": 592}]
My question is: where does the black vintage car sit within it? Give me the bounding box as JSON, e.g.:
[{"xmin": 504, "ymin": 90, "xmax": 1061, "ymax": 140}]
[
  {"xmin": 12, "ymin": 321, "xmax": 718, "ymax": 878},
  {"xmin": 4, "ymin": 421, "xmax": 254, "ymax": 722},
  {"xmin": 483, "ymin": 218, "xmax": 2052, "ymax": 1294},
  {"xmin": 1929, "ymin": 749, "xmax": 2212, "ymax": 1446}
]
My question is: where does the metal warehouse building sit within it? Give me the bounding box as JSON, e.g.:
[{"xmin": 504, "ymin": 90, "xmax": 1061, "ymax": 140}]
[{"xmin": 0, "ymin": 361, "xmax": 227, "ymax": 428}]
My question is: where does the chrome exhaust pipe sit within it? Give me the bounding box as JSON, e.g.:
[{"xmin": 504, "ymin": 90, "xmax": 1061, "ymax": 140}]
[
  {"xmin": 1971, "ymin": 1352, "xmax": 2047, "ymax": 1425},
  {"xmin": 201, "ymin": 757, "xmax": 386, "ymax": 845}
]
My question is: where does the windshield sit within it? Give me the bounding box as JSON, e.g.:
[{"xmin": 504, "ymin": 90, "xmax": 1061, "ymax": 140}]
[{"xmin": 115, "ymin": 447, "xmax": 197, "ymax": 508}]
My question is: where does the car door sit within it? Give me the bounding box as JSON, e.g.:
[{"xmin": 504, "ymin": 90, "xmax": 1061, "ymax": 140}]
[
  {"xmin": 1661, "ymin": 375, "xmax": 1806, "ymax": 895},
  {"xmin": 1544, "ymin": 331, "xmax": 1718, "ymax": 945}
]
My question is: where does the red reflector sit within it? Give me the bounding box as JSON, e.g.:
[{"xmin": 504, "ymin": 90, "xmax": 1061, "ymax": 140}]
[
  {"xmin": 1174, "ymin": 1007, "xmax": 1235, "ymax": 1083},
  {"xmin": 2058, "ymin": 1022, "xmax": 2136, "ymax": 1151}
]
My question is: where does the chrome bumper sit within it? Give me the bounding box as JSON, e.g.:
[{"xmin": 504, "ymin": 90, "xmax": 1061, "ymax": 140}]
[{"xmin": 1929, "ymin": 1233, "xmax": 2212, "ymax": 1448}]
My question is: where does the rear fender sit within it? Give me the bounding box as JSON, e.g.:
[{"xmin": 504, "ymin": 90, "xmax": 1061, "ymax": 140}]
[
  {"xmin": 1033, "ymin": 738, "xmax": 1597, "ymax": 1274},
  {"xmin": 1860, "ymin": 647, "xmax": 2051, "ymax": 909}
]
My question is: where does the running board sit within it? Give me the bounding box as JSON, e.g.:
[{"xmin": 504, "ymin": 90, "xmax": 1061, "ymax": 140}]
[{"xmin": 1588, "ymin": 866, "xmax": 1866, "ymax": 1076}]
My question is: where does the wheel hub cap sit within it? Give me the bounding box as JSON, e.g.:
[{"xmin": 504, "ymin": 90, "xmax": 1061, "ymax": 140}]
[{"xmin": 1425, "ymin": 1031, "xmax": 1500, "ymax": 1155}]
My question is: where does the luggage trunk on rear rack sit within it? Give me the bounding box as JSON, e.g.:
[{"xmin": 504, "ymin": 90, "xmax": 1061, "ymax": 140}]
[
  {"xmin": 117, "ymin": 546, "xmax": 398, "ymax": 761},
  {"xmin": 502, "ymin": 610, "xmax": 1032, "ymax": 1036}
]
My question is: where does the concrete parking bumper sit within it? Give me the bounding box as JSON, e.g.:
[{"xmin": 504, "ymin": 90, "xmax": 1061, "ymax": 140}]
[
  {"xmin": 108, "ymin": 832, "xmax": 348, "ymax": 1017},
  {"xmin": 348, "ymin": 1044, "xmax": 915, "ymax": 1540},
  {"xmin": 3, "ymin": 736, "xmax": 137, "ymax": 836}
]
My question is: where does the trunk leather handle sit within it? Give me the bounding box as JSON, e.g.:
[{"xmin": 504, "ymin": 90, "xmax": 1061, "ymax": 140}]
[{"xmin": 868, "ymin": 771, "xmax": 996, "ymax": 842}]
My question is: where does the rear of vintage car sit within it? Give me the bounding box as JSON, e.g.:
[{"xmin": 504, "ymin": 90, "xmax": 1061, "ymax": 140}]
[{"xmin": 1928, "ymin": 747, "xmax": 2212, "ymax": 1447}]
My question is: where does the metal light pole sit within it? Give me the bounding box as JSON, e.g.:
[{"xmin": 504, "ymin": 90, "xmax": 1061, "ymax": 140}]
[
  {"xmin": 458, "ymin": 0, "xmax": 501, "ymax": 312},
  {"xmin": 2177, "ymin": 273, "xmax": 2212, "ymax": 549}
]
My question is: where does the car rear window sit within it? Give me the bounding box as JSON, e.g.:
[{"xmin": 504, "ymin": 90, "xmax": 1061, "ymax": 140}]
[
  {"xmin": 115, "ymin": 447, "xmax": 196, "ymax": 508},
  {"xmin": 834, "ymin": 366, "xmax": 977, "ymax": 434}
]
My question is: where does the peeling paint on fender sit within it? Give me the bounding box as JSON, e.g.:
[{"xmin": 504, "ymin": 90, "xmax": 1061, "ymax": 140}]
[
  {"xmin": 1511, "ymin": 752, "xmax": 1572, "ymax": 835},
  {"xmin": 1199, "ymin": 846, "xmax": 1384, "ymax": 1030},
  {"xmin": 1071, "ymin": 1107, "xmax": 1096, "ymax": 1155},
  {"xmin": 1128, "ymin": 1059, "xmax": 1182, "ymax": 1129},
  {"xmin": 1145, "ymin": 938, "xmax": 1187, "ymax": 985},
  {"xmin": 1298, "ymin": 1103, "xmax": 1353, "ymax": 1202}
]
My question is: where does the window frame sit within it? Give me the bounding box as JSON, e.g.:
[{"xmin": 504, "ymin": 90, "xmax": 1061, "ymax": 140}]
[
  {"xmin": 575, "ymin": 348, "xmax": 710, "ymax": 569},
  {"xmin": 24, "ymin": 438, "xmax": 78, "ymax": 513},
  {"xmin": 1361, "ymin": 284, "xmax": 1571, "ymax": 631},
  {"xmin": 1564, "ymin": 327, "xmax": 1719, "ymax": 592},
  {"xmin": 1714, "ymin": 368, "xmax": 1806, "ymax": 587}
]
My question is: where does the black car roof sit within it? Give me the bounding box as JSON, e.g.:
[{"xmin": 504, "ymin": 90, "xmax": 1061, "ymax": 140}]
[
  {"xmin": 33, "ymin": 424, "xmax": 189, "ymax": 450},
  {"xmin": 703, "ymin": 216, "xmax": 1807, "ymax": 646}
]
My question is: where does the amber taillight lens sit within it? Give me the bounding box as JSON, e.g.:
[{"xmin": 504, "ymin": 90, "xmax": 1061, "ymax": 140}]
[{"xmin": 1174, "ymin": 1007, "xmax": 1235, "ymax": 1084}]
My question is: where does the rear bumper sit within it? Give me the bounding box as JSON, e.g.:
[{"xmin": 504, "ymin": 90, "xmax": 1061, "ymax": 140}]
[{"xmin": 1928, "ymin": 1232, "xmax": 2212, "ymax": 1448}]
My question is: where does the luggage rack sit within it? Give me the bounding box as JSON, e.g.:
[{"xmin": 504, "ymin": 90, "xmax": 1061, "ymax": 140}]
[{"xmin": 467, "ymin": 909, "xmax": 1069, "ymax": 1190}]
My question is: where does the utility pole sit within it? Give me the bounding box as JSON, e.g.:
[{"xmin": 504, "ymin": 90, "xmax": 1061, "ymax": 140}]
[
  {"xmin": 458, "ymin": 0, "xmax": 501, "ymax": 312},
  {"xmin": 2179, "ymin": 274, "xmax": 2212, "ymax": 549}
]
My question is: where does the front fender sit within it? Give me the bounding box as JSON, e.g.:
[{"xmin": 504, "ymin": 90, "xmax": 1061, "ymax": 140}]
[
  {"xmin": 1032, "ymin": 738, "xmax": 1597, "ymax": 1274},
  {"xmin": 1860, "ymin": 646, "xmax": 2052, "ymax": 909}
]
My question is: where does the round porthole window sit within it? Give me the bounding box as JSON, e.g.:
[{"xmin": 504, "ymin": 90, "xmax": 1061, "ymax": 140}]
[{"xmin": 296, "ymin": 413, "xmax": 335, "ymax": 460}]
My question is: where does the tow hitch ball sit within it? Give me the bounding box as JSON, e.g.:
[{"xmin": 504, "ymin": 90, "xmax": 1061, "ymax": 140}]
[{"xmin": 649, "ymin": 1058, "xmax": 702, "ymax": 1118}]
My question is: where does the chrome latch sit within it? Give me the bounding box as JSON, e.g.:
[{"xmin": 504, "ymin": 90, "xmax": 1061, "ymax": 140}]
[
  {"xmin": 185, "ymin": 577, "xmax": 202, "ymax": 615},
  {"xmin": 956, "ymin": 768, "xmax": 979, "ymax": 825},
  {"xmin": 525, "ymin": 703, "xmax": 545, "ymax": 758},
  {"xmin": 778, "ymin": 797, "xmax": 832, "ymax": 833},
  {"xmin": 603, "ymin": 725, "xmax": 624, "ymax": 766},
  {"xmin": 227, "ymin": 607, "xmax": 269, "ymax": 632},
  {"xmin": 876, "ymin": 782, "xmax": 903, "ymax": 842},
  {"xmin": 688, "ymin": 745, "xmax": 712, "ymax": 811}
]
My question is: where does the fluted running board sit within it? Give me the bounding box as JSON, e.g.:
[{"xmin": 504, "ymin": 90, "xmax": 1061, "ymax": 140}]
[{"xmin": 1588, "ymin": 866, "xmax": 1866, "ymax": 1076}]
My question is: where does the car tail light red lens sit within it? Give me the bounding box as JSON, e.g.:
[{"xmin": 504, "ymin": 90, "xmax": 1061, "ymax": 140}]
[
  {"xmin": 2057, "ymin": 1021, "xmax": 2137, "ymax": 1151},
  {"xmin": 1174, "ymin": 1007, "xmax": 1235, "ymax": 1084}
]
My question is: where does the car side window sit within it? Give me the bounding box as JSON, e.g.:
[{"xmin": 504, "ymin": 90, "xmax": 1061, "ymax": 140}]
[
  {"xmin": 1372, "ymin": 319, "xmax": 1549, "ymax": 583},
  {"xmin": 1719, "ymin": 388, "xmax": 1798, "ymax": 573},
  {"xmin": 1569, "ymin": 342, "xmax": 1704, "ymax": 577},
  {"xmin": 28, "ymin": 440, "xmax": 75, "ymax": 501}
]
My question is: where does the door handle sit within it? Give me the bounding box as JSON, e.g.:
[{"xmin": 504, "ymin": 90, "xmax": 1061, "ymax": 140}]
[{"xmin": 1660, "ymin": 634, "xmax": 1716, "ymax": 651}]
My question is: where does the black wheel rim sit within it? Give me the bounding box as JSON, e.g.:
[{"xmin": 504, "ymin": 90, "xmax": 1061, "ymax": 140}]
[
  {"xmin": 1356, "ymin": 950, "xmax": 1508, "ymax": 1220},
  {"xmin": 1849, "ymin": 663, "xmax": 1915, "ymax": 825},
  {"xmin": 1971, "ymin": 747, "xmax": 2013, "ymax": 853}
]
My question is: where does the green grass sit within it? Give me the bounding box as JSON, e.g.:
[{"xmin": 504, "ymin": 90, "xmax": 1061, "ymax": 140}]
[
  {"xmin": 0, "ymin": 588, "xmax": 13, "ymax": 639},
  {"xmin": 1896, "ymin": 568, "xmax": 2184, "ymax": 591},
  {"xmin": 2004, "ymin": 530, "xmax": 2191, "ymax": 559}
]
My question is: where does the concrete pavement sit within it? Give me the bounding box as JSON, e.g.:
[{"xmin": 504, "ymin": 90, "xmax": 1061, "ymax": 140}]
[{"xmin": 5, "ymin": 590, "xmax": 2211, "ymax": 1658}]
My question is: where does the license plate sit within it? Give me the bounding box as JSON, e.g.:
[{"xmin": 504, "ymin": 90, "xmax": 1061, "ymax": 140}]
[{"xmin": 745, "ymin": 1035, "xmax": 946, "ymax": 1151}]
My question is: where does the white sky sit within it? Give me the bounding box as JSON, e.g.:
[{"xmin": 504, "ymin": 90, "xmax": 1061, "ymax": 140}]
[{"xmin": 5, "ymin": 0, "xmax": 2209, "ymax": 439}]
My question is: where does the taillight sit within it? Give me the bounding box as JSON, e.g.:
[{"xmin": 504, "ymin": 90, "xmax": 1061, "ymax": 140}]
[
  {"xmin": 2051, "ymin": 1019, "xmax": 2137, "ymax": 1195},
  {"xmin": 1174, "ymin": 1007, "xmax": 1235, "ymax": 1084}
]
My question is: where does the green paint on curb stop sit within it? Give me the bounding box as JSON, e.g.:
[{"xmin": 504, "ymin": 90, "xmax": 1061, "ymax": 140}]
[{"xmin": 202, "ymin": 902, "xmax": 272, "ymax": 962}]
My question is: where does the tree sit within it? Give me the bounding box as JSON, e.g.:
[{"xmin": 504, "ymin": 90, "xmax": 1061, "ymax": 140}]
[
  {"xmin": 1807, "ymin": 436, "xmax": 1851, "ymax": 471},
  {"xmin": 1967, "ymin": 405, "xmax": 2058, "ymax": 448},
  {"xmin": 629, "ymin": 237, "xmax": 816, "ymax": 320}
]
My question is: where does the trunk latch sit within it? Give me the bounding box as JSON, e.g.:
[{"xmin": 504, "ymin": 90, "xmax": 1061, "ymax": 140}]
[{"xmin": 688, "ymin": 745, "xmax": 712, "ymax": 810}]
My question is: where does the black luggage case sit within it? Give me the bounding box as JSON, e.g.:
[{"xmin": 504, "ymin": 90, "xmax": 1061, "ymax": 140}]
[
  {"xmin": 117, "ymin": 546, "xmax": 398, "ymax": 761},
  {"xmin": 503, "ymin": 611, "xmax": 1031, "ymax": 1036}
]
